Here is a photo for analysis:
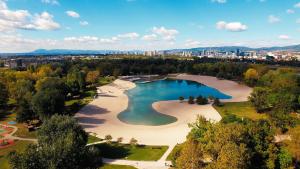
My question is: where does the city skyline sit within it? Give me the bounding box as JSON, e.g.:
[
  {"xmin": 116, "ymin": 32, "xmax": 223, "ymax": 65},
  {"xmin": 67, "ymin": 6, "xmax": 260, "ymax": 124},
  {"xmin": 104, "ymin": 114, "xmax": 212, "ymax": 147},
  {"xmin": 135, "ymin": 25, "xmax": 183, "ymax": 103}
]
[{"xmin": 1, "ymin": 0, "xmax": 300, "ymax": 52}]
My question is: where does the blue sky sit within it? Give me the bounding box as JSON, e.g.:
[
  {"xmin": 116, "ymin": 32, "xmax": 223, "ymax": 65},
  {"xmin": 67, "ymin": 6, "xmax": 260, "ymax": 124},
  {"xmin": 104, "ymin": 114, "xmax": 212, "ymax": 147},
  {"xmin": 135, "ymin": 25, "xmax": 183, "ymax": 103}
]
[{"xmin": 1, "ymin": 0, "xmax": 300, "ymax": 52}]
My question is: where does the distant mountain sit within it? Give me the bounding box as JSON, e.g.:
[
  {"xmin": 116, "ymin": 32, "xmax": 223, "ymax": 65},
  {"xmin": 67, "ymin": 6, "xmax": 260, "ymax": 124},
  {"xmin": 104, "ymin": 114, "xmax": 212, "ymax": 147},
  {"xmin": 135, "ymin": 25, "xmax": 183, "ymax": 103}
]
[
  {"xmin": 1, "ymin": 44, "xmax": 300, "ymax": 57},
  {"xmin": 165, "ymin": 44, "xmax": 300, "ymax": 53}
]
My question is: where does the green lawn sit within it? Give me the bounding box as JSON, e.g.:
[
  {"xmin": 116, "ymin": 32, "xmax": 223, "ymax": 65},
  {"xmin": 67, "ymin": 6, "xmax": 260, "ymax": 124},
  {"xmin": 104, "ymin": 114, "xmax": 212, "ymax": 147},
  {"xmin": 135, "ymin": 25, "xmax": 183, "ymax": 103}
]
[
  {"xmin": 99, "ymin": 164, "xmax": 137, "ymax": 169},
  {"xmin": 93, "ymin": 143, "xmax": 168, "ymax": 161},
  {"xmin": 0, "ymin": 140, "xmax": 32, "ymax": 169},
  {"xmin": 213, "ymin": 101, "xmax": 267, "ymax": 121},
  {"xmin": 88, "ymin": 134, "xmax": 103, "ymax": 144}
]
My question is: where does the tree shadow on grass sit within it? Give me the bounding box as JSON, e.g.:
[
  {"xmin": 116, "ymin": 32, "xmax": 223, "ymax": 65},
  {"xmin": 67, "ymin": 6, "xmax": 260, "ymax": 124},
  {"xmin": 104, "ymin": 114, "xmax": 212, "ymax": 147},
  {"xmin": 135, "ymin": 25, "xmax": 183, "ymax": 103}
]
[{"xmin": 93, "ymin": 143, "xmax": 130, "ymax": 159}]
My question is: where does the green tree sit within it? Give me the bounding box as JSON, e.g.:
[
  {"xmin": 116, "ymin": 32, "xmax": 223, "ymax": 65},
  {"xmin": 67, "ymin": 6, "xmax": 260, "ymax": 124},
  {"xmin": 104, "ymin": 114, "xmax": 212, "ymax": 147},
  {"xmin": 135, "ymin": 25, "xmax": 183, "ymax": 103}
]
[
  {"xmin": 9, "ymin": 115, "xmax": 102, "ymax": 169},
  {"xmin": 188, "ymin": 96, "xmax": 195, "ymax": 104},
  {"xmin": 277, "ymin": 148, "xmax": 293, "ymax": 169},
  {"xmin": 66, "ymin": 69, "xmax": 86, "ymax": 96},
  {"xmin": 179, "ymin": 96, "xmax": 184, "ymax": 103},
  {"xmin": 32, "ymin": 89, "xmax": 65, "ymax": 120},
  {"xmin": 35, "ymin": 77, "xmax": 68, "ymax": 96},
  {"xmin": 249, "ymin": 87, "xmax": 272, "ymax": 113},
  {"xmin": 0, "ymin": 81, "xmax": 8, "ymax": 108}
]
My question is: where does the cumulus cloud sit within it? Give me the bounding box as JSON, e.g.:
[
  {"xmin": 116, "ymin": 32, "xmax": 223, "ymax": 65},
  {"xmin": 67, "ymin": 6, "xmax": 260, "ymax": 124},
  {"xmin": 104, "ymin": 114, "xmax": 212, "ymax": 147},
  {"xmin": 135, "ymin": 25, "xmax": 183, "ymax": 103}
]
[
  {"xmin": 268, "ymin": 15, "xmax": 280, "ymax": 23},
  {"xmin": 64, "ymin": 36, "xmax": 99, "ymax": 42},
  {"xmin": 0, "ymin": 1, "xmax": 60, "ymax": 31},
  {"xmin": 278, "ymin": 35, "xmax": 290, "ymax": 40},
  {"xmin": 117, "ymin": 32, "xmax": 140, "ymax": 40},
  {"xmin": 152, "ymin": 26, "xmax": 179, "ymax": 41},
  {"xmin": 41, "ymin": 0, "xmax": 59, "ymax": 5},
  {"xmin": 142, "ymin": 34, "xmax": 158, "ymax": 41},
  {"xmin": 79, "ymin": 21, "xmax": 88, "ymax": 26},
  {"xmin": 66, "ymin": 11, "xmax": 80, "ymax": 18},
  {"xmin": 211, "ymin": 0, "xmax": 226, "ymax": 3},
  {"xmin": 23, "ymin": 12, "xmax": 60, "ymax": 30},
  {"xmin": 216, "ymin": 21, "xmax": 247, "ymax": 32},
  {"xmin": 185, "ymin": 39, "xmax": 201, "ymax": 47}
]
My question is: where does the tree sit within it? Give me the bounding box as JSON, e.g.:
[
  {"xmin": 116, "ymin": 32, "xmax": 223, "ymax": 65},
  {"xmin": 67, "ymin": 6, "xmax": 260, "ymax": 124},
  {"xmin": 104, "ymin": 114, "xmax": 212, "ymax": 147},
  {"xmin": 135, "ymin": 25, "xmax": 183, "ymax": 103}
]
[
  {"xmin": 86, "ymin": 71, "xmax": 100, "ymax": 85},
  {"xmin": 67, "ymin": 69, "xmax": 86, "ymax": 96},
  {"xmin": 179, "ymin": 96, "xmax": 184, "ymax": 103},
  {"xmin": 35, "ymin": 77, "xmax": 68, "ymax": 96},
  {"xmin": 277, "ymin": 148, "xmax": 293, "ymax": 169},
  {"xmin": 31, "ymin": 89, "xmax": 65, "ymax": 120},
  {"xmin": 213, "ymin": 98, "xmax": 223, "ymax": 107},
  {"xmin": 188, "ymin": 96, "xmax": 195, "ymax": 104},
  {"xmin": 249, "ymin": 87, "xmax": 272, "ymax": 113},
  {"xmin": 105, "ymin": 135, "xmax": 113, "ymax": 143},
  {"xmin": 176, "ymin": 139, "xmax": 204, "ymax": 169},
  {"xmin": 129, "ymin": 138, "xmax": 138, "ymax": 146},
  {"xmin": 196, "ymin": 96, "xmax": 208, "ymax": 105},
  {"xmin": 9, "ymin": 115, "xmax": 102, "ymax": 169},
  {"xmin": 213, "ymin": 143, "xmax": 250, "ymax": 169},
  {"xmin": 8, "ymin": 79, "xmax": 35, "ymax": 122},
  {"xmin": 117, "ymin": 137, "xmax": 123, "ymax": 144},
  {"xmin": 0, "ymin": 81, "xmax": 8, "ymax": 108},
  {"xmin": 244, "ymin": 68, "xmax": 259, "ymax": 86}
]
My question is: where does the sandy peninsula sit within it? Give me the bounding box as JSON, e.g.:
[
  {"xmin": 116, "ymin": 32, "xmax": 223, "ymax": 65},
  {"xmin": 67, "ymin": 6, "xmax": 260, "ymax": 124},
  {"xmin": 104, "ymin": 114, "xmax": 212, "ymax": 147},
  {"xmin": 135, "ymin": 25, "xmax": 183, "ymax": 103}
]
[{"xmin": 75, "ymin": 75, "xmax": 252, "ymax": 146}]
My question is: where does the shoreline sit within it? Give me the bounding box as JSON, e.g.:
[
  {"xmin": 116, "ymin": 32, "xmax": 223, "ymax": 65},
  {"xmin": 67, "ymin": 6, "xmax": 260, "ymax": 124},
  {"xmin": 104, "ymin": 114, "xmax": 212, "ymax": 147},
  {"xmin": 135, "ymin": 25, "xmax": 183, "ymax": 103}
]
[{"xmin": 75, "ymin": 75, "xmax": 252, "ymax": 145}]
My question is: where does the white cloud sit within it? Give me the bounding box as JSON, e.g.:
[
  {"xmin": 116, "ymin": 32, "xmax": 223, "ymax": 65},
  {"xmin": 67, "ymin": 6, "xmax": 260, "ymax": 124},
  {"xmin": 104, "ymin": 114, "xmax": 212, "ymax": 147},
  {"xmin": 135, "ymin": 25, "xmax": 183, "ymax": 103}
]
[
  {"xmin": 268, "ymin": 15, "xmax": 280, "ymax": 24},
  {"xmin": 278, "ymin": 35, "xmax": 290, "ymax": 40},
  {"xmin": 64, "ymin": 36, "xmax": 99, "ymax": 42},
  {"xmin": 185, "ymin": 39, "xmax": 201, "ymax": 47},
  {"xmin": 0, "ymin": 1, "xmax": 60, "ymax": 31},
  {"xmin": 41, "ymin": 0, "xmax": 59, "ymax": 5},
  {"xmin": 142, "ymin": 34, "xmax": 158, "ymax": 41},
  {"xmin": 211, "ymin": 0, "xmax": 226, "ymax": 3},
  {"xmin": 152, "ymin": 26, "xmax": 179, "ymax": 41},
  {"xmin": 294, "ymin": 2, "xmax": 300, "ymax": 8},
  {"xmin": 286, "ymin": 9, "xmax": 295, "ymax": 14},
  {"xmin": 23, "ymin": 12, "xmax": 60, "ymax": 30},
  {"xmin": 117, "ymin": 32, "xmax": 140, "ymax": 40},
  {"xmin": 79, "ymin": 21, "xmax": 88, "ymax": 26},
  {"xmin": 66, "ymin": 11, "xmax": 80, "ymax": 18},
  {"xmin": 216, "ymin": 21, "xmax": 248, "ymax": 32}
]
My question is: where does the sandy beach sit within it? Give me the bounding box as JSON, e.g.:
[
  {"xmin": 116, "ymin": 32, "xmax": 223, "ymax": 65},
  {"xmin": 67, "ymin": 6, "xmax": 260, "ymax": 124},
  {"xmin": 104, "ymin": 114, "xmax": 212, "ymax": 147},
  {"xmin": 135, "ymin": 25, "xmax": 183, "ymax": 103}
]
[{"xmin": 76, "ymin": 75, "xmax": 252, "ymax": 146}]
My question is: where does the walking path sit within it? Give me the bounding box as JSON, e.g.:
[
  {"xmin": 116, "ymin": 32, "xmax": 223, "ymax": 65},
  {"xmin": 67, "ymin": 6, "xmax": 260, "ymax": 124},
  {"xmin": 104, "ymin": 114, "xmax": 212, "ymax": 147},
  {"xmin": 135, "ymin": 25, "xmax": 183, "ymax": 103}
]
[{"xmin": 0, "ymin": 124, "xmax": 37, "ymax": 143}]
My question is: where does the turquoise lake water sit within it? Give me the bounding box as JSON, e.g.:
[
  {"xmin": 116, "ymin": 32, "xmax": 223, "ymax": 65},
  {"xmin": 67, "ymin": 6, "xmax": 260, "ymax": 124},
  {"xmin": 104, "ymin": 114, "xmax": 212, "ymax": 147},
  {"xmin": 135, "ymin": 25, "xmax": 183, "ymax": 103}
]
[{"xmin": 118, "ymin": 79, "xmax": 232, "ymax": 126}]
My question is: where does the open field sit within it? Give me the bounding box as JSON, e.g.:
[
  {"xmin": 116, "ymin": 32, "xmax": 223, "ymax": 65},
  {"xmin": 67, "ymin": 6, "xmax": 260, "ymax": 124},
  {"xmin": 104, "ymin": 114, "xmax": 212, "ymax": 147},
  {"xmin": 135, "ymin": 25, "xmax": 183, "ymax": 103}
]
[{"xmin": 213, "ymin": 101, "xmax": 268, "ymax": 121}]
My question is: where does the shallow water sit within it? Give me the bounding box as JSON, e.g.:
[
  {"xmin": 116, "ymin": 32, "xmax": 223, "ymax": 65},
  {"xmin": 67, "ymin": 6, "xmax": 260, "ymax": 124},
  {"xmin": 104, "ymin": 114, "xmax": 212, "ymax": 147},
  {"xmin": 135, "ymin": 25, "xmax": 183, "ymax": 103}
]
[{"xmin": 118, "ymin": 79, "xmax": 231, "ymax": 126}]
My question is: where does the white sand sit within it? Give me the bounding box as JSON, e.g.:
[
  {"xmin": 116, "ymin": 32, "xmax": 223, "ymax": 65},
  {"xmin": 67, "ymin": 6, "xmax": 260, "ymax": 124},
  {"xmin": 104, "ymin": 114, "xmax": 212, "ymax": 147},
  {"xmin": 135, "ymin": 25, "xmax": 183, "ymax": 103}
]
[{"xmin": 76, "ymin": 75, "xmax": 252, "ymax": 146}]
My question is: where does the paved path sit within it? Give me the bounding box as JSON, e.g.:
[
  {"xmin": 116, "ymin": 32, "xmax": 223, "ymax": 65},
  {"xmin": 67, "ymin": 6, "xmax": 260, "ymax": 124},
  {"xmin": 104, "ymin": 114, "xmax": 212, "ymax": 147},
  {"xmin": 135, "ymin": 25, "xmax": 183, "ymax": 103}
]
[{"xmin": 0, "ymin": 124, "xmax": 37, "ymax": 143}]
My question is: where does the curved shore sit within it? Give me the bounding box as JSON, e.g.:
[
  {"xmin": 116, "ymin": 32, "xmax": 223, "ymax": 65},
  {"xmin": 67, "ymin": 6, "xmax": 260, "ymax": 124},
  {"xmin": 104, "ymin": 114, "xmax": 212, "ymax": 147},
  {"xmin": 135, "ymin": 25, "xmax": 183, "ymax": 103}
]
[{"xmin": 75, "ymin": 75, "xmax": 252, "ymax": 145}]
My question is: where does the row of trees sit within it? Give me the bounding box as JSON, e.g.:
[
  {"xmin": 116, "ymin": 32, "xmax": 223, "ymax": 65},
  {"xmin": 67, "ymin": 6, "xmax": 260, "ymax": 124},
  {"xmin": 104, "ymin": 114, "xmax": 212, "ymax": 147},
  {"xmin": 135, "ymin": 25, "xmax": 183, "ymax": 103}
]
[
  {"xmin": 172, "ymin": 116, "xmax": 293, "ymax": 169},
  {"xmin": 0, "ymin": 63, "xmax": 103, "ymax": 122}
]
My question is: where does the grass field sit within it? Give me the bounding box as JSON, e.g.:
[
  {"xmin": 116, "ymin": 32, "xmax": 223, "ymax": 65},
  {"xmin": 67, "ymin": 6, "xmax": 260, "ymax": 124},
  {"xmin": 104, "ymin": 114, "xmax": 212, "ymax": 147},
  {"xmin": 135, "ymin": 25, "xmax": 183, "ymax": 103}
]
[
  {"xmin": 213, "ymin": 101, "xmax": 267, "ymax": 121},
  {"xmin": 0, "ymin": 140, "xmax": 32, "ymax": 169},
  {"xmin": 284, "ymin": 125, "xmax": 300, "ymax": 162},
  {"xmin": 99, "ymin": 164, "xmax": 137, "ymax": 169},
  {"xmin": 93, "ymin": 143, "xmax": 168, "ymax": 161}
]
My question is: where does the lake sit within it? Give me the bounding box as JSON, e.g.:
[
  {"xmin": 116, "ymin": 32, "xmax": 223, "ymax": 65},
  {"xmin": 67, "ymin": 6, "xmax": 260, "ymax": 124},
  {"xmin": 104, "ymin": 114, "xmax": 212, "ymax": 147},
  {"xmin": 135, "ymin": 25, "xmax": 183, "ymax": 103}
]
[{"xmin": 118, "ymin": 79, "xmax": 231, "ymax": 126}]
